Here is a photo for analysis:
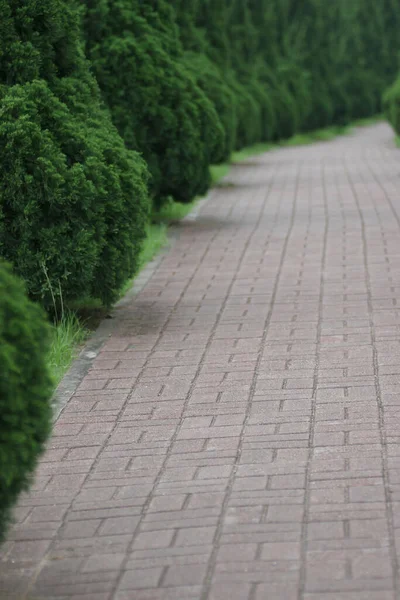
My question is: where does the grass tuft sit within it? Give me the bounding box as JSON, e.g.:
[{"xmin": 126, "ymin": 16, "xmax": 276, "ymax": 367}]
[
  {"xmin": 210, "ymin": 164, "xmax": 231, "ymax": 184},
  {"xmin": 139, "ymin": 224, "xmax": 168, "ymax": 269},
  {"xmin": 282, "ymin": 125, "xmax": 352, "ymax": 147},
  {"xmin": 47, "ymin": 312, "xmax": 89, "ymax": 384},
  {"xmin": 232, "ymin": 143, "xmax": 274, "ymax": 163},
  {"xmin": 152, "ymin": 199, "xmax": 195, "ymax": 225},
  {"xmin": 352, "ymin": 114, "xmax": 384, "ymax": 127}
]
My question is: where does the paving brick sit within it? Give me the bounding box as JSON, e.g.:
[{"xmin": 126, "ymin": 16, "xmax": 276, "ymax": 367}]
[
  {"xmin": 118, "ymin": 567, "xmax": 164, "ymax": 590},
  {"xmin": 62, "ymin": 519, "xmax": 101, "ymax": 539},
  {"xmin": 260, "ymin": 541, "xmax": 301, "ymax": 560},
  {"xmin": 208, "ymin": 583, "xmax": 253, "ymax": 600},
  {"xmin": 132, "ymin": 530, "xmax": 175, "ymax": 550},
  {"xmin": 174, "ymin": 526, "xmax": 216, "ymax": 547},
  {"xmin": 98, "ymin": 516, "xmax": 140, "ymax": 536},
  {"xmin": 81, "ymin": 553, "xmax": 126, "ymax": 573},
  {"xmin": 162, "ymin": 563, "xmax": 208, "ymax": 586}
]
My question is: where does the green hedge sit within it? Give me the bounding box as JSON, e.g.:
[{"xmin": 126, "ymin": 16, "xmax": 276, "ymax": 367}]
[
  {"xmin": 0, "ymin": 0, "xmax": 150, "ymax": 309},
  {"xmin": 182, "ymin": 53, "xmax": 237, "ymax": 162},
  {"xmin": 82, "ymin": 0, "xmax": 225, "ymax": 207},
  {"xmin": 383, "ymin": 78, "xmax": 400, "ymax": 134},
  {"xmin": 0, "ymin": 261, "xmax": 53, "ymax": 542},
  {"xmin": 173, "ymin": 0, "xmax": 400, "ymax": 147}
]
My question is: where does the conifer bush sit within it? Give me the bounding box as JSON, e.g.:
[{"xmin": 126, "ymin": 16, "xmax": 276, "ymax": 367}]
[
  {"xmin": 383, "ymin": 78, "xmax": 400, "ymax": 134},
  {"xmin": 264, "ymin": 71, "xmax": 299, "ymax": 141},
  {"xmin": 82, "ymin": 0, "xmax": 225, "ymax": 206},
  {"xmin": 228, "ymin": 76, "xmax": 262, "ymax": 150},
  {"xmin": 171, "ymin": 0, "xmax": 237, "ymax": 159},
  {"xmin": 0, "ymin": 0, "xmax": 150, "ymax": 309},
  {"xmin": 182, "ymin": 53, "xmax": 237, "ymax": 162},
  {"xmin": 0, "ymin": 261, "xmax": 53, "ymax": 542}
]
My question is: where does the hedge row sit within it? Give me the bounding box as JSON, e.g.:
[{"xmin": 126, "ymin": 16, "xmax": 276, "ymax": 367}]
[
  {"xmin": 0, "ymin": 261, "xmax": 53, "ymax": 541},
  {"xmin": 2, "ymin": 0, "xmax": 400, "ymax": 309},
  {"xmin": 384, "ymin": 78, "xmax": 400, "ymax": 134}
]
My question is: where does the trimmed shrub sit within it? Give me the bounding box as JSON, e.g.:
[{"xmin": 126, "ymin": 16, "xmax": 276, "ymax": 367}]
[
  {"xmin": 0, "ymin": 261, "xmax": 53, "ymax": 542},
  {"xmin": 0, "ymin": 0, "xmax": 150, "ymax": 309},
  {"xmin": 262, "ymin": 67, "xmax": 299, "ymax": 141},
  {"xmin": 383, "ymin": 78, "xmax": 400, "ymax": 134},
  {"xmin": 227, "ymin": 74, "xmax": 262, "ymax": 150},
  {"xmin": 171, "ymin": 0, "xmax": 237, "ymax": 160},
  {"xmin": 303, "ymin": 79, "xmax": 334, "ymax": 131},
  {"xmin": 82, "ymin": 0, "xmax": 225, "ymax": 206},
  {"xmin": 182, "ymin": 53, "xmax": 237, "ymax": 162}
]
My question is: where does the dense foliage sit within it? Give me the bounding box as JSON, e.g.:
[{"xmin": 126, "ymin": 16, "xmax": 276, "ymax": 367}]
[
  {"xmin": 82, "ymin": 0, "xmax": 225, "ymax": 206},
  {"xmin": 0, "ymin": 261, "xmax": 53, "ymax": 541},
  {"xmin": 170, "ymin": 0, "xmax": 400, "ymax": 150},
  {"xmin": 0, "ymin": 0, "xmax": 150, "ymax": 308},
  {"xmin": 384, "ymin": 79, "xmax": 400, "ymax": 135}
]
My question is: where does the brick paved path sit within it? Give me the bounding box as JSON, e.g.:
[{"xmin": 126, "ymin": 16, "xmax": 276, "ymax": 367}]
[{"xmin": 2, "ymin": 123, "xmax": 400, "ymax": 600}]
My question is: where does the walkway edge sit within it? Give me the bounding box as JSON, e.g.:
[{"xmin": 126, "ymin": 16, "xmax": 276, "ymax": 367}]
[{"xmin": 51, "ymin": 192, "xmax": 213, "ymax": 421}]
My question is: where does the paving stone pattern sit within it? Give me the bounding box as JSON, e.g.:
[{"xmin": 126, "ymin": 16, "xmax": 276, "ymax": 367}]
[{"xmin": 2, "ymin": 123, "xmax": 400, "ymax": 600}]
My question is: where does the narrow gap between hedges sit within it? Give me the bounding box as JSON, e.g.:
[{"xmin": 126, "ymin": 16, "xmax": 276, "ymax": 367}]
[{"xmin": 48, "ymin": 115, "xmax": 383, "ymax": 387}]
